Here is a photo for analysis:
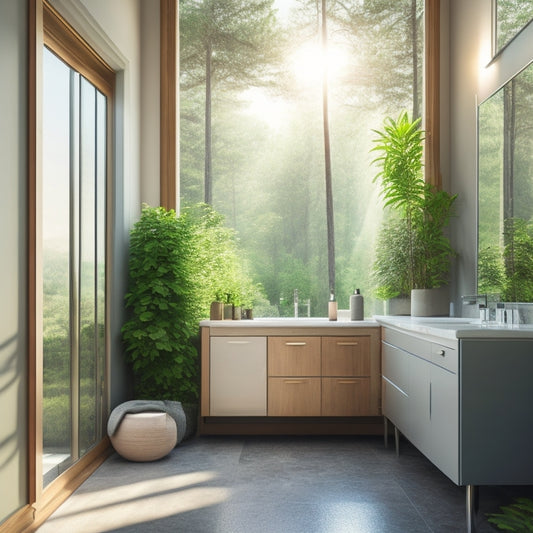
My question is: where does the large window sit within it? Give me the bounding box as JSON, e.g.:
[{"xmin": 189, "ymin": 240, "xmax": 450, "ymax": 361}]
[
  {"xmin": 180, "ymin": 0, "xmax": 424, "ymax": 316},
  {"xmin": 41, "ymin": 4, "xmax": 112, "ymax": 486}
]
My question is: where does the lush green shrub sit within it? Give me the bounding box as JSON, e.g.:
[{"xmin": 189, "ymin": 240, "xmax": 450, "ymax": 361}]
[
  {"xmin": 122, "ymin": 206, "xmax": 201, "ymax": 402},
  {"xmin": 183, "ymin": 203, "xmax": 265, "ymax": 312}
]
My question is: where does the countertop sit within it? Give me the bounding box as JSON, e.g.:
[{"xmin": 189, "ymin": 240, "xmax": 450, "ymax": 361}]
[
  {"xmin": 200, "ymin": 317, "xmax": 379, "ymax": 328},
  {"xmin": 374, "ymin": 315, "xmax": 533, "ymax": 340}
]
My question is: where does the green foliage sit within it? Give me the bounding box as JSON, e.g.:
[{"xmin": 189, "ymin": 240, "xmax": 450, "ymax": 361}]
[
  {"xmin": 122, "ymin": 205, "xmax": 201, "ymax": 402},
  {"xmin": 122, "ymin": 204, "xmax": 266, "ymax": 402},
  {"xmin": 478, "ymin": 245, "xmax": 506, "ymax": 295},
  {"xmin": 372, "ymin": 216, "xmax": 412, "ymax": 299},
  {"xmin": 183, "ymin": 202, "xmax": 265, "ymax": 311},
  {"xmin": 371, "ymin": 112, "xmax": 457, "ymax": 298},
  {"xmin": 502, "ymin": 218, "xmax": 533, "ymax": 302},
  {"xmin": 487, "ymin": 497, "xmax": 533, "ymax": 531},
  {"xmin": 43, "ymin": 381, "xmax": 99, "ymax": 448}
]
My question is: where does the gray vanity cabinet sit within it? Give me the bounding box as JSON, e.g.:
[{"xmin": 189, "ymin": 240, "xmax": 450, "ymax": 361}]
[
  {"xmin": 383, "ymin": 326, "xmax": 533, "ymax": 487},
  {"xmin": 382, "ymin": 327, "xmax": 459, "ymax": 483}
]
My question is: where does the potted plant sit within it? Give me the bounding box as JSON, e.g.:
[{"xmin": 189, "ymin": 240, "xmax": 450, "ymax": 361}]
[
  {"xmin": 371, "ymin": 112, "xmax": 457, "ymax": 316},
  {"xmin": 121, "ymin": 205, "xmax": 202, "ymax": 436}
]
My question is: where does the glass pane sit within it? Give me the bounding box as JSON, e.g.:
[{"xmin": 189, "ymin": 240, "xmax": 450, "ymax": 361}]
[
  {"xmin": 179, "ymin": 0, "xmax": 424, "ymax": 316},
  {"xmin": 478, "ymin": 63, "xmax": 533, "ymax": 301},
  {"xmin": 96, "ymin": 90, "xmax": 107, "ymax": 436},
  {"xmin": 496, "ymin": 0, "xmax": 533, "ymax": 53},
  {"xmin": 79, "ymin": 77, "xmax": 97, "ymax": 455},
  {"xmin": 42, "ymin": 48, "xmax": 72, "ymax": 485}
]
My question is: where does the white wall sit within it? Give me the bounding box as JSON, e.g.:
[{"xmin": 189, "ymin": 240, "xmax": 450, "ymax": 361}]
[
  {"xmin": 0, "ymin": 0, "xmax": 27, "ymax": 523},
  {"xmin": 448, "ymin": 0, "xmax": 533, "ymax": 311}
]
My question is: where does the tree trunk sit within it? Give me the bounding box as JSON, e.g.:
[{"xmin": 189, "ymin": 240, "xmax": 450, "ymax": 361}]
[
  {"xmin": 411, "ymin": 0, "xmax": 419, "ymax": 121},
  {"xmin": 321, "ymin": 0, "xmax": 335, "ymax": 295},
  {"xmin": 204, "ymin": 41, "xmax": 213, "ymax": 205}
]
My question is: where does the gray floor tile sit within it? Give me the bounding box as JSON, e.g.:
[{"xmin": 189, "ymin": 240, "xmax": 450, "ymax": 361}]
[{"xmin": 37, "ymin": 435, "xmax": 530, "ymax": 533}]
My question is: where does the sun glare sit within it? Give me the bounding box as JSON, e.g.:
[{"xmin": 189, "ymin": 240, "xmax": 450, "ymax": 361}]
[{"xmin": 290, "ymin": 41, "xmax": 350, "ymax": 87}]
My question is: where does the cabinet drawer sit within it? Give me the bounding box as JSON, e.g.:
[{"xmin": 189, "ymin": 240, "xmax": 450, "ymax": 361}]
[
  {"xmin": 268, "ymin": 377, "xmax": 321, "ymax": 416},
  {"xmin": 322, "ymin": 336, "xmax": 370, "ymax": 376},
  {"xmin": 431, "ymin": 342, "xmax": 457, "ymax": 373},
  {"xmin": 382, "ymin": 341, "xmax": 409, "ymax": 394},
  {"xmin": 322, "ymin": 377, "xmax": 370, "ymax": 416},
  {"xmin": 268, "ymin": 337, "xmax": 321, "ymax": 376}
]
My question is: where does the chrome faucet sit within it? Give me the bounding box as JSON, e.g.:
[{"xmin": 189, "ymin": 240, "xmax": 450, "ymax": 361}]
[{"xmin": 294, "ymin": 289, "xmax": 298, "ymax": 318}]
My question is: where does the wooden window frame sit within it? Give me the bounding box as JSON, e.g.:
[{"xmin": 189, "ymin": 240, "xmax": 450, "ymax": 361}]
[{"xmin": 25, "ymin": 1, "xmax": 114, "ymax": 530}]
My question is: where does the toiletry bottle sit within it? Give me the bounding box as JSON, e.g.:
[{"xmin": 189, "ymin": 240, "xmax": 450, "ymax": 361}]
[
  {"xmin": 350, "ymin": 289, "xmax": 364, "ymax": 321},
  {"xmin": 328, "ymin": 290, "xmax": 337, "ymax": 321}
]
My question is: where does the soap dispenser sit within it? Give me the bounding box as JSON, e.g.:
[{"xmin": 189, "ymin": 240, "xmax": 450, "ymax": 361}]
[
  {"xmin": 350, "ymin": 289, "xmax": 364, "ymax": 321},
  {"xmin": 328, "ymin": 290, "xmax": 337, "ymax": 321}
]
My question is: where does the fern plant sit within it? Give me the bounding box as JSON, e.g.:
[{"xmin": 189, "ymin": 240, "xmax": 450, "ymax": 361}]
[
  {"xmin": 487, "ymin": 497, "xmax": 533, "ymax": 531},
  {"xmin": 371, "ymin": 112, "xmax": 457, "ymax": 298}
]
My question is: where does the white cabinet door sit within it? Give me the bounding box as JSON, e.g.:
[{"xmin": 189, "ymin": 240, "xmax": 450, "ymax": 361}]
[
  {"xmin": 210, "ymin": 336, "xmax": 267, "ymax": 416},
  {"xmin": 429, "ymin": 364, "xmax": 459, "ymax": 483},
  {"xmin": 408, "ymin": 353, "xmax": 431, "ymax": 455}
]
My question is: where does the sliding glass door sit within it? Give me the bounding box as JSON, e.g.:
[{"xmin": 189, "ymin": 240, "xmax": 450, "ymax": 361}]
[{"xmin": 42, "ymin": 47, "xmax": 107, "ymax": 486}]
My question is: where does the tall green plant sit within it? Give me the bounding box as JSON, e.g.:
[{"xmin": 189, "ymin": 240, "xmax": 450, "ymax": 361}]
[
  {"xmin": 371, "ymin": 112, "xmax": 456, "ymax": 297},
  {"xmin": 122, "ymin": 205, "xmax": 201, "ymax": 402}
]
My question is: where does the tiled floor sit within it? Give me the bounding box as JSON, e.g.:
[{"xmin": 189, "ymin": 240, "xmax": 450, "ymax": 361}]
[{"xmin": 37, "ymin": 435, "xmax": 532, "ymax": 532}]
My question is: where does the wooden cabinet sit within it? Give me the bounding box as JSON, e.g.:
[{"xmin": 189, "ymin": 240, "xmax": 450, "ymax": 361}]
[
  {"xmin": 267, "ymin": 333, "xmax": 379, "ymax": 417},
  {"xmin": 200, "ymin": 323, "xmax": 381, "ymax": 428}
]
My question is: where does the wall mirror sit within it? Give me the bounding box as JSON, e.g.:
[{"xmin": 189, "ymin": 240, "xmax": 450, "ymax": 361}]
[
  {"xmin": 494, "ymin": 0, "xmax": 533, "ymax": 56},
  {"xmin": 478, "ymin": 60, "xmax": 533, "ymax": 302}
]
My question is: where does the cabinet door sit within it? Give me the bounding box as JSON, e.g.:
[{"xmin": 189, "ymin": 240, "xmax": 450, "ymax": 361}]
[
  {"xmin": 322, "ymin": 336, "xmax": 370, "ymax": 376},
  {"xmin": 407, "ymin": 353, "xmax": 431, "ymax": 455},
  {"xmin": 429, "ymin": 365, "xmax": 458, "ymax": 483},
  {"xmin": 268, "ymin": 377, "xmax": 321, "ymax": 416},
  {"xmin": 210, "ymin": 337, "xmax": 267, "ymax": 416},
  {"xmin": 322, "ymin": 377, "xmax": 370, "ymax": 416},
  {"xmin": 268, "ymin": 337, "xmax": 321, "ymax": 376}
]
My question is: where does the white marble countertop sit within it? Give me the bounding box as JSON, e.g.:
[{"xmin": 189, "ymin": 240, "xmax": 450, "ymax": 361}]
[
  {"xmin": 374, "ymin": 315, "xmax": 533, "ymax": 340},
  {"xmin": 200, "ymin": 317, "xmax": 379, "ymax": 328}
]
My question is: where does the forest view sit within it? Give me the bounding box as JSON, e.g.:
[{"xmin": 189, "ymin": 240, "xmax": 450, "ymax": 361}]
[{"xmin": 179, "ymin": 0, "xmax": 424, "ymax": 316}]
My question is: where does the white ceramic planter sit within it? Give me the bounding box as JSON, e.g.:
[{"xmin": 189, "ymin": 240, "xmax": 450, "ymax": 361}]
[{"xmin": 386, "ymin": 296, "xmax": 411, "ymax": 316}]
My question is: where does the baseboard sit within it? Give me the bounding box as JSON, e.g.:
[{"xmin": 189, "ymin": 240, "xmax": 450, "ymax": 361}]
[{"xmin": 199, "ymin": 416, "xmax": 385, "ymax": 436}]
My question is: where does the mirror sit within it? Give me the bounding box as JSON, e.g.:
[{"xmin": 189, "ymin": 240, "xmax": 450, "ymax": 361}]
[
  {"xmin": 494, "ymin": 0, "xmax": 533, "ymax": 55},
  {"xmin": 478, "ymin": 60, "xmax": 533, "ymax": 302}
]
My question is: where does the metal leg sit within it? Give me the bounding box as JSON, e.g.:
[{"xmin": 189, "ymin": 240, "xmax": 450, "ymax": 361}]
[
  {"xmin": 394, "ymin": 426, "xmax": 400, "ymax": 457},
  {"xmin": 384, "ymin": 417, "xmax": 388, "ymax": 448},
  {"xmin": 466, "ymin": 484, "xmax": 477, "ymax": 533}
]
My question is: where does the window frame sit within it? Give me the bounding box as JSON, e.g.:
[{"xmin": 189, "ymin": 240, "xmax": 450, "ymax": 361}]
[{"xmin": 28, "ymin": 0, "xmax": 115, "ymax": 520}]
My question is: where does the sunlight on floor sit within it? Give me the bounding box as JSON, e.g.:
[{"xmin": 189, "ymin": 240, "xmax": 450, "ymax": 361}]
[{"xmin": 38, "ymin": 470, "xmax": 230, "ymax": 533}]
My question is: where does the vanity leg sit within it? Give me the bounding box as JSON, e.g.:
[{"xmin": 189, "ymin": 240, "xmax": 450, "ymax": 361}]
[
  {"xmin": 394, "ymin": 426, "xmax": 400, "ymax": 457},
  {"xmin": 466, "ymin": 484, "xmax": 477, "ymax": 533},
  {"xmin": 384, "ymin": 417, "xmax": 388, "ymax": 448}
]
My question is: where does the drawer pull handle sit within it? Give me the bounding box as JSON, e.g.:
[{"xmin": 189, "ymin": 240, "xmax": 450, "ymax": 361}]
[
  {"xmin": 338, "ymin": 380, "xmax": 358, "ymax": 384},
  {"xmin": 284, "ymin": 380, "xmax": 306, "ymax": 384},
  {"xmin": 438, "ymin": 349, "xmax": 445, "ymax": 356},
  {"xmin": 227, "ymin": 341, "xmax": 251, "ymax": 345},
  {"xmin": 285, "ymin": 342, "xmax": 307, "ymax": 346},
  {"xmin": 337, "ymin": 342, "xmax": 358, "ymax": 346}
]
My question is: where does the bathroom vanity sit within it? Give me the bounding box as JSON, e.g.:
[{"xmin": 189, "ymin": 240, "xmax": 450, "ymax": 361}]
[
  {"xmin": 376, "ymin": 315, "xmax": 533, "ymax": 533},
  {"xmin": 199, "ymin": 319, "xmax": 382, "ymax": 435}
]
